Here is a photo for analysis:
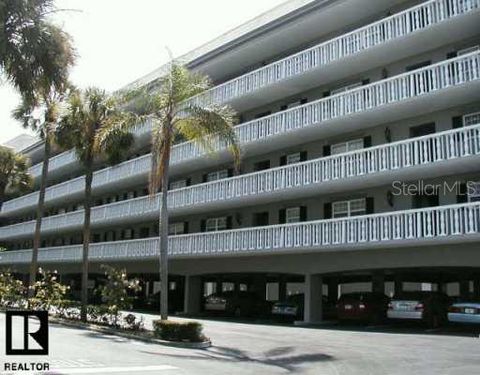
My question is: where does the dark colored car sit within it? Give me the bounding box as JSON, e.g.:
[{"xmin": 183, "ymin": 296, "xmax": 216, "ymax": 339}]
[
  {"xmin": 272, "ymin": 294, "xmax": 337, "ymax": 321},
  {"xmin": 204, "ymin": 291, "xmax": 270, "ymax": 317},
  {"xmin": 337, "ymin": 292, "xmax": 390, "ymax": 323},
  {"xmin": 387, "ymin": 291, "xmax": 450, "ymax": 328}
]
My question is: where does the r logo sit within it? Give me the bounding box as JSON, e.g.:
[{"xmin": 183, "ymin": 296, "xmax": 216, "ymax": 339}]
[{"xmin": 5, "ymin": 311, "xmax": 49, "ymax": 355}]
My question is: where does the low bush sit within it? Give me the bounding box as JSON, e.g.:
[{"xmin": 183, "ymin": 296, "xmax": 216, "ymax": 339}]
[{"xmin": 153, "ymin": 320, "xmax": 206, "ymax": 342}]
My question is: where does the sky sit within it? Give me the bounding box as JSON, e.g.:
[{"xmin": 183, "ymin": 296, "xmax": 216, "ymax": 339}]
[{"xmin": 0, "ymin": 0, "xmax": 287, "ymax": 144}]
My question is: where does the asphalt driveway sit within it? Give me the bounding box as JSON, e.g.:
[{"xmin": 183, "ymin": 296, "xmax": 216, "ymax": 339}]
[{"xmin": 0, "ymin": 312, "xmax": 479, "ymax": 374}]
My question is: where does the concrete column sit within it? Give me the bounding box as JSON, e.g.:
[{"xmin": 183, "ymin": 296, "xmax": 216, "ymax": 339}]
[
  {"xmin": 278, "ymin": 276, "xmax": 287, "ymax": 301},
  {"xmin": 438, "ymin": 283, "xmax": 448, "ymax": 294},
  {"xmin": 372, "ymin": 273, "xmax": 385, "ymax": 294},
  {"xmin": 327, "ymin": 279, "xmax": 339, "ymax": 302},
  {"xmin": 183, "ymin": 275, "xmax": 202, "ymax": 315},
  {"xmin": 394, "ymin": 275, "xmax": 403, "ymax": 296},
  {"xmin": 251, "ymin": 275, "xmax": 267, "ymax": 299},
  {"xmin": 303, "ymin": 274, "xmax": 323, "ymax": 323},
  {"xmin": 215, "ymin": 277, "xmax": 223, "ymax": 294}
]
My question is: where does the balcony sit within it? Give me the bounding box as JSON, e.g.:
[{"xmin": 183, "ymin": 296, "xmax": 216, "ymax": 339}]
[
  {"xmin": 25, "ymin": 0, "xmax": 480, "ymax": 182},
  {"xmin": 187, "ymin": 0, "xmax": 480, "ymax": 111},
  {"xmin": 1, "ymin": 123, "xmax": 479, "ymax": 241},
  {"xmin": 1, "ymin": 202, "xmax": 479, "ymax": 264},
  {"xmin": 2, "ymin": 51, "xmax": 480, "ymax": 216},
  {"xmin": 28, "ymin": 120, "xmax": 153, "ymax": 180}
]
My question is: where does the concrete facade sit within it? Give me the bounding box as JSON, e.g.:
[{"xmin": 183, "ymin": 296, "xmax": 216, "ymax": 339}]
[{"xmin": 1, "ymin": 0, "xmax": 480, "ymax": 322}]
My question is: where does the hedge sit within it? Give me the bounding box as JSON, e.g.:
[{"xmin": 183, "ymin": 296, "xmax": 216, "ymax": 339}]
[{"xmin": 153, "ymin": 320, "xmax": 205, "ymax": 342}]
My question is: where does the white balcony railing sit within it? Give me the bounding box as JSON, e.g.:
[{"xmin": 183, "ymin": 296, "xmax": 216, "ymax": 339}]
[
  {"xmin": 26, "ymin": 0, "xmax": 480, "ymax": 180},
  {"xmin": 2, "ymin": 123, "xmax": 479, "ymax": 240},
  {"xmin": 186, "ymin": 0, "xmax": 480, "ymax": 108},
  {"xmin": 1, "ymin": 202, "xmax": 478, "ymax": 264},
  {"xmin": 3, "ymin": 51, "xmax": 480, "ymax": 215},
  {"xmin": 28, "ymin": 120, "xmax": 153, "ymax": 179}
]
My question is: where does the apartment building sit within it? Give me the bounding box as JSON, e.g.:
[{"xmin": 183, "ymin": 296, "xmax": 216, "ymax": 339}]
[{"xmin": 1, "ymin": 0, "xmax": 480, "ymax": 322}]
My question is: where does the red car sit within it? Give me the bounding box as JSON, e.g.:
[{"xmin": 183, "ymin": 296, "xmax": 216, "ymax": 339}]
[{"xmin": 337, "ymin": 292, "xmax": 390, "ymax": 323}]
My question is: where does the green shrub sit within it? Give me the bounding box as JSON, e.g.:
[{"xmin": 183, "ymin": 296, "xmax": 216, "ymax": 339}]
[
  {"xmin": 153, "ymin": 320, "xmax": 205, "ymax": 342},
  {"xmin": 96, "ymin": 265, "xmax": 141, "ymax": 326},
  {"xmin": 31, "ymin": 268, "xmax": 69, "ymax": 310},
  {"xmin": 0, "ymin": 270, "xmax": 25, "ymax": 308}
]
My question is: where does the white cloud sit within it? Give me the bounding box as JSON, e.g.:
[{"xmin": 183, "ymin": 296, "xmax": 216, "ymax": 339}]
[{"xmin": 0, "ymin": 0, "xmax": 286, "ymax": 144}]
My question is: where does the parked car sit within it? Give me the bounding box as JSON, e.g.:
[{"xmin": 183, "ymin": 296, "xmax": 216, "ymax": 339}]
[
  {"xmin": 204, "ymin": 291, "xmax": 270, "ymax": 317},
  {"xmin": 337, "ymin": 292, "xmax": 389, "ymax": 323},
  {"xmin": 387, "ymin": 291, "xmax": 450, "ymax": 328},
  {"xmin": 271, "ymin": 294, "xmax": 336, "ymax": 320},
  {"xmin": 448, "ymin": 299, "xmax": 480, "ymax": 324}
]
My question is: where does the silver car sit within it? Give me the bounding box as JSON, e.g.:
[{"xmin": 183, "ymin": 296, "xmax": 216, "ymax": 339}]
[
  {"xmin": 448, "ymin": 302, "xmax": 480, "ymax": 324},
  {"xmin": 387, "ymin": 291, "xmax": 449, "ymax": 327}
]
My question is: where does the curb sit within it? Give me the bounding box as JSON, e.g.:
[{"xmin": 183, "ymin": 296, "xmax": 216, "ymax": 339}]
[{"xmin": 48, "ymin": 317, "xmax": 212, "ymax": 349}]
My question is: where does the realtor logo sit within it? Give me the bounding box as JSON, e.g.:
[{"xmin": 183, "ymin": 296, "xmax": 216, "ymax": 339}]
[{"xmin": 5, "ymin": 311, "xmax": 49, "ymax": 355}]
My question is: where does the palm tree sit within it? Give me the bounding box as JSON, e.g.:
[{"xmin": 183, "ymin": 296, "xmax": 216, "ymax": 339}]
[
  {"xmin": 0, "ymin": 0, "xmax": 75, "ymax": 99},
  {"xmin": 0, "ymin": 145, "xmax": 32, "ymax": 210},
  {"xmin": 13, "ymin": 87, "xmax": 68, "ymax": 299},
  {"xmin": 104, "ymin": 62, "xmax": 240, "ymax": 320},
  {"xmin": 56, "ymin": 87, "xmax": 137, "ymax": 322}
]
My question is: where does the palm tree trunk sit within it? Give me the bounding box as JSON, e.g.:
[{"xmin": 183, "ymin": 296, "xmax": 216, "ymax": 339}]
[
  {"xmin": 0, "ymin": 188, "xmax": 5, "ymax": 212},
  {"xmin": 80, "ymin": 158, "xmax": 94, "ymax": 322},
  {"xmin": 159, "ymin": 149, "xmax": 171, "ymax": 320},
  {"xmin": 29, "ymin": 137, "xmax": 51, "ymax": 300}
]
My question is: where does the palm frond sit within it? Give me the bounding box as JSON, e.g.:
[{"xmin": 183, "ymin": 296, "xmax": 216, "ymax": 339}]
[
  {"xmin": 1, "ymin": 0, "xmax": 76, "ymax": 99},
  {"xmin": 0, "ymin": 145, "xmax": 33, "ymax": 197},
  {"xmin": 176, "ymin": 104, "xmax": 240, "ymax": 170}
]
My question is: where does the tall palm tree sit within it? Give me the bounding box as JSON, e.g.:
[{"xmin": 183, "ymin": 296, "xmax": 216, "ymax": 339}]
[
  {"xmin": 13, "ymin": 87, "xmax": 68, "ymax": 299},
  {"xmin": 56, "ymin": 87, "xmax": 137, "ymax": 322},
  {"xmin": 0, "ymin": 145, "xmax": 32, "ymax": 210},
  {"xmin": 103, "ymin": 63, "xmax": 240, "ymax": 320},
  {"xmin": 0, "ymin": 0, "xmax": 75, "ymax": 100}
]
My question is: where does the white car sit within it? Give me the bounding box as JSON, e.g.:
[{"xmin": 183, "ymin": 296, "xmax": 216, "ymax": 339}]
[
  {"xmin": 448, "ymin": 302, "xmax": 480, "ymax": 324},
  {"xmin": 387, "ymin": 291, "xmax": 450, "ymax": 327}
]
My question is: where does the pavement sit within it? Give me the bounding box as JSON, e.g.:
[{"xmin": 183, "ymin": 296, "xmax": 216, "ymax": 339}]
[{"xmin": 0, "ymin": 311, "xmax": 479, "ymax": 375}]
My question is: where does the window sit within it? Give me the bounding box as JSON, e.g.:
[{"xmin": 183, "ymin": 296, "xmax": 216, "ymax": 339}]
[
  {"xmin": 406, "ymin": 60, "xmax": 431, "ymax": 72},
  {"xmin": 332, "ymin": 198, "xmax": 366, "ymax": 218},
  {"xmin": 286, "ymin": 153, "xmax": 301, "ymax": 165},
  {"xmin": 206, "ymin": 169, "xmax": 228, "ymax": 182},
  {"xmin": 331, "ymin": 138, "xmax": 364, "ymax": 155},
  {"xmin": 206, "ymin": 217, "xmax": 227, "ymax": 232},
  {"xmin": 169, "ymin": 222, "xmax": 186, "ymax": 235},
  {"xmin": 458, "ymin": 45, "xmax": 479, "ymax": 56},
  {"xmin": 140, "ymin": 227, "xmax": 150, "ymax": 238},
  {"xmin": 409, "ymin": 122, "xmax": 435, "ymax": 138},
  {"xmin": 463, "ymin": 112, "xmax": 480, "ymax": 127},
  {"xmin": 255, "ymin": 111, "xmax": 271, "ymax": 119},
  {"xmin": 412, "ymin": 187, "xmax": 439, "ymax": 209},
  {"xmin": 254, "ymin": 160, "xmax": 270, "ymax": 172},
  {"xmin": 281, "ymin": 98, "xmax": 307, "ymax": 110},
  {"xmin": 286, "ymin": 207, "xmax": 301, "ymax": 223},
  {"xmin": 468, "ymin": 182, "xmax": 480, "ymax": 202},
  {"xmin": 170, "ymin": 179, "xmax": 187, "ymax": 190},
  {"xmin": 123, "ymin": 229, "xmax": 133, "ymax": 240},
  {"xmin": 280, "ymin": 152, "xmax": 307, "ymax": 166},
  {"xmin": 331, "ymin": 82, "xmax": 362, "ymax": 95}
]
